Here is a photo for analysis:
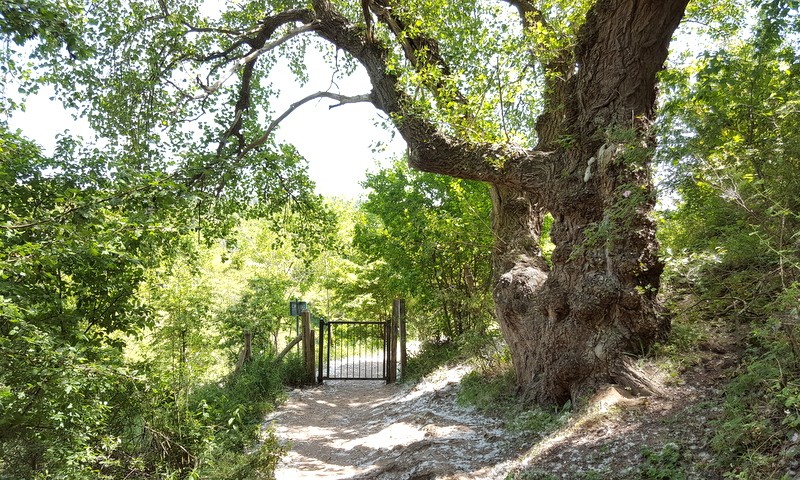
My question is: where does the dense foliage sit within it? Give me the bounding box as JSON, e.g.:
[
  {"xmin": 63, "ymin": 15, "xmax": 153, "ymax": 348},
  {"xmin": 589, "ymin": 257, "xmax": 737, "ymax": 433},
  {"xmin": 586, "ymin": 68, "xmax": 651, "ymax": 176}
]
[
  {"xmin": 657, "ymin": 1, "xmax": 800, "ymax": 475},
  {"xmin": 0, "ymin": 3, "xmax": 328, "ymax": 476},
  {"xmin": 0, "ymin": 125, "xmax": 310, "ymax": 478},
  {"xmin": 354, "ymin": 159, "xmax": 495, "ymax": 340}
]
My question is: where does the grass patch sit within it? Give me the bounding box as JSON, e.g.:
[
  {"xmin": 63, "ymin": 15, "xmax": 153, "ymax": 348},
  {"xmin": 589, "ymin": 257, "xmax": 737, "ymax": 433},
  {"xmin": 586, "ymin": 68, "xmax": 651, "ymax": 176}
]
[
  {"xmin": 710, "ymin": 346, "xmax": 800, "ymax": 479},
  {"xmin": 457, "ymin": 367, "xmax": 517, "ymax": 411},
  {"xmin": 690, "ymin": 288, "xmax": 800, "ymax": 478},
  {"xmin": 404, "ymin": 339, "xmax": 461, "ymax": 382},
  {"xmin": 458, "ymin": 363, "xmax": 570, "ymax": 435},
  {"xmin": 637, "ymin": 442, "xmax": 688, "ymax": 480},
  {"xmin": 506, "ymin": 469, "xmax": 559, "ymax": 480}
]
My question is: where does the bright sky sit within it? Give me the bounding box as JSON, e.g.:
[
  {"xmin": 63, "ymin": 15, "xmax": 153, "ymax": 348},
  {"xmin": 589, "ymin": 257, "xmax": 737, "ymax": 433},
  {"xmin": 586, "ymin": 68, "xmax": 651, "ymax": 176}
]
[
  {"xmin": 6, "ymin": 44, "xmax": 405, "ymax": 199},
  {"xmin": 266, "ymin": 52, "xmax": 406, "ymax": 198}
]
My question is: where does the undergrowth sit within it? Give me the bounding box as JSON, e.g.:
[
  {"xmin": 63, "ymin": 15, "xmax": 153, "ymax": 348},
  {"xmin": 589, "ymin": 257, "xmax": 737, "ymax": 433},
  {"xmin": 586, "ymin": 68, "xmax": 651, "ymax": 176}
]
[
  {"xmin": 658, "ymin": 229, "xmax": 800, "ymax": 479},
  {"xmin": 457, "ymin": 340, "xmax": 570, "ymax": 436},
  {"xmin": 131, "ymin": 353, "xmax": 303, "ymax": 480},
  {"xmin": 709, "ymin": 288, "xmax": 800, "ymax": 479},
  {"xmin": 146, "ymin": 353, "xmax": 297, "ymax": 479}
]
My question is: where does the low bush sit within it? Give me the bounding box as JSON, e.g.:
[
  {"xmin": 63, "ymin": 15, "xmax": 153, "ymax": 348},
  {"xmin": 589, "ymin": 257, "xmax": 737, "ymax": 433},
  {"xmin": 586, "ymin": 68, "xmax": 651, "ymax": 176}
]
[{"xmin": 403, "ymin": 339, "xmax": 461, "ymax": 381}]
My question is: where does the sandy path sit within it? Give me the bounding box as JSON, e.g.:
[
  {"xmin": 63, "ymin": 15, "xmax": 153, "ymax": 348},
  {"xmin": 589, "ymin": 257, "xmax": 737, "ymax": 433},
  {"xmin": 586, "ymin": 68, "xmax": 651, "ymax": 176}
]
[{"xmin": 262, "ymin": 366, "xmax": 521, "ymax": 479}]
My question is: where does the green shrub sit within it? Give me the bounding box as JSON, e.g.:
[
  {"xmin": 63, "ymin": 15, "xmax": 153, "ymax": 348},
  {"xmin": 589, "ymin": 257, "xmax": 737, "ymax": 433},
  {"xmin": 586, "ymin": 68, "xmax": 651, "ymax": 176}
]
[
  {"xmin": 404, "ymin": 339, "xmax": 461, "ymax": 381},
  {"xmin": 279, "ymin": 351, "xmax": 309, "ymax": 387}
]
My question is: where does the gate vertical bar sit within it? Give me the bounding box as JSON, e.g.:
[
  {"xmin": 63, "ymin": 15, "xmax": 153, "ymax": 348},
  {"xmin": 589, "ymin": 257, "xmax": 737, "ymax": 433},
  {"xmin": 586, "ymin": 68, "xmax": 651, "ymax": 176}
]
[
  {"xmin": 326, "ymin": 322, "xmax": 331, "ymax": 379},
  {"xmin": 383, "ymin": 320, "xmax": 389, "ymax": 380},
  {"xmin": 317, "ymin": 319, "xmax": 324, "ymax": 384}
]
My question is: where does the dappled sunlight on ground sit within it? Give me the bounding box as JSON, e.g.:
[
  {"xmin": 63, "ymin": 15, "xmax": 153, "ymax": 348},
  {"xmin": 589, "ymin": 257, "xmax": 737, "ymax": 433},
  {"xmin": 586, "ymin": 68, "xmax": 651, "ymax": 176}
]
[
  {"xmin": 265, "ymin": 363, "xmax": 523, "ymax": 479},
  {"xmin": 263, "ymin": 329, "xmax": 746, "ymax": 479}
]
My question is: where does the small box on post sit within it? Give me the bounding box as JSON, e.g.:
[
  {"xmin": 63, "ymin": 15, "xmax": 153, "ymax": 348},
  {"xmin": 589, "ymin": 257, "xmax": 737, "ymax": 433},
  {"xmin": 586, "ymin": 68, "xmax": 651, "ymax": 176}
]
[
  {"xmin": 291, "ymin": 300, "xmax": 308, "ymax": 336},
  {"xmin": 290, "ymin": 300, "xmax": 308, "ymax": 317}
]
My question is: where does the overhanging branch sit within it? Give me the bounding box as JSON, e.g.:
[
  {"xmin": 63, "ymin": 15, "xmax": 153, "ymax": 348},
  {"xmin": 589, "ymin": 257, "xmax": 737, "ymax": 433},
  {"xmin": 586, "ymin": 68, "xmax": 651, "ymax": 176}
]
[
  {"xmin": 237, "ymin": 91, "xmax": 373, "ymax": 159},
  {"xmin": 309, "ymin": 0, "xmax": 551, "ymax": 194}
]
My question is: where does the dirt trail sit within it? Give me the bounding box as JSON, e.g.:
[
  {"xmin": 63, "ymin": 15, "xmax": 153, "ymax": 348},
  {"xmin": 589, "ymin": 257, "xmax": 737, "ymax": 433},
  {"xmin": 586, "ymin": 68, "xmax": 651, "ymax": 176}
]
[
  {"xmin": 263, "ymin": 366, "xmax": 522, "ymax": 479},
  {"xmin": 259, "ymin": 327, "xmax": 756, "ymax": 479}
]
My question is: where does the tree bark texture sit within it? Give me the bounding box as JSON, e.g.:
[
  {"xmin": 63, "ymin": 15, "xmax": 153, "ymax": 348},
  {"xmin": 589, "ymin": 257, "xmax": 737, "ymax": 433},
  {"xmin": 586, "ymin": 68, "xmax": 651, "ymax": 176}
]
[{"xmin": 226, "ymin": 0, "xmax": 689, "ymax": 405}]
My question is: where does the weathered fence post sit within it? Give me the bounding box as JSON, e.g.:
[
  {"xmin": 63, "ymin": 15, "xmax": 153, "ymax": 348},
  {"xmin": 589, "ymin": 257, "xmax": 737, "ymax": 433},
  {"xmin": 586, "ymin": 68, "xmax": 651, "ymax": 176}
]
[
  {"xmin": 389, "ymin": 299, "xmax": 404, "ymax": 383},
  {"xmin": 398, "ymin": 299, "xmax": 407, "ymax": 380},
  {"xmin": 301, "ymin": 310, "xmax": 315, "ymax": 385},
  {"xmin": 234, "ymin": 330, "xmax": 253, "ymax": 373},
  {"xmin": 317, "ymin": 319, "xmax": 324, "ymax": 384}
]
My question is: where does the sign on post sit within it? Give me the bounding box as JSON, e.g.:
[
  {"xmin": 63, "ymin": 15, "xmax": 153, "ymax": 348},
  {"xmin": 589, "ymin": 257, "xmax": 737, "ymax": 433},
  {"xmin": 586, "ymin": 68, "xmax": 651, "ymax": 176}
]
[{"xmin": 289, "ymin": 300, "xmax": 308, "ymax": 317}]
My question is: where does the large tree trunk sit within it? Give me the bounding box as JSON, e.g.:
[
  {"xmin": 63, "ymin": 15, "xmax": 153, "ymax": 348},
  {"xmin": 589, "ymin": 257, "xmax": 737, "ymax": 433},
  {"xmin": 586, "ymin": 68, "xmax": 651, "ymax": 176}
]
[
  {"xmin": 323, "ymin": 0, "xmax": 685, "ymax": 405},
  {"xmin": 488, "ymin": 0, "xmax": 683, "ymax": 404},
  {"xmin": 491, "ymin": 165, "xmax": 667, "ymax": 405}
]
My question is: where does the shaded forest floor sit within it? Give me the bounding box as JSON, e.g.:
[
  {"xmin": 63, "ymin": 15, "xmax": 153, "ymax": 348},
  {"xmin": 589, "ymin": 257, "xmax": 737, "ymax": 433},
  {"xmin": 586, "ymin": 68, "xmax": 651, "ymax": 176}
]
[{"xmin": 260, "ymin": 323, "xmax": 798, "ymax": 479}]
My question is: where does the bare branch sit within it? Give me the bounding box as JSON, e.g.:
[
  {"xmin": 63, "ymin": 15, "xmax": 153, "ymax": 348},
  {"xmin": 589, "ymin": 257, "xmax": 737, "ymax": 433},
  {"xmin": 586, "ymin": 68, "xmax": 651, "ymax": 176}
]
[
  {"xmin": 213, "ymin": 9, "xmax": 316, "ymax": 154},
  {"xmin": 182, "ymin": 23, "xmax": 244, "ymax": 37},
  {"xmin": 238, "ymin": 91, "xmax": 373, "ymax": 159}
]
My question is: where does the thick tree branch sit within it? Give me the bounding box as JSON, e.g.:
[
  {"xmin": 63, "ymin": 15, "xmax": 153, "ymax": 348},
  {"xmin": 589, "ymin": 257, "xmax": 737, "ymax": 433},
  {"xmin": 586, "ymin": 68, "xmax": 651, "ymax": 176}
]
[
  {"xmin": 501, "ymin": 0, "xmax": 546, "ymax": 29},
  {"xmin": 194, "ymin": 9, "xmax": 313, "ymax": 74},
  {"xmin": 368, "ymin": 0, "xmax": 468, "ymax": 107},
  {"xmin": 202, "ymin": 0, "xmax": 552, "ymax": 192},
  {"xmin": 309, "ymin": 0, "xmax": 548, "ymax": 192}
]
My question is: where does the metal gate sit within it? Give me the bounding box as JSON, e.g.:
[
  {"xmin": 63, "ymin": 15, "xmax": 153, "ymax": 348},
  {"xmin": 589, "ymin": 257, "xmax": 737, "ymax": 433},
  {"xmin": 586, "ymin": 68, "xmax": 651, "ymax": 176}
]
[
  {"xmin": 314, "ymin": 299, "xmax": 405, "ymax": 385},
  {"xmin": 317, "ymin": 320, "xmax": 388, "ymax": 382}
]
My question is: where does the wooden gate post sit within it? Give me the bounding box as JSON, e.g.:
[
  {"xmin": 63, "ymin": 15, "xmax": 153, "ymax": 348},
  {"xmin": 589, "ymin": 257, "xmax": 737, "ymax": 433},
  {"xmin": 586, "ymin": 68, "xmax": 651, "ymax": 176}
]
[
  {"xmin": 389, "ymin": 299, "xmax": 405, "ymax": 383},
  {"xmin": 317, "ymin": 319, "xmax": 324, "ymax": 384},
  {"xmin": 301, "ymin": 310, "xmax": 315, "ymax": 385},
  {"xmin": 398, "ymin": 299, "xmax": 407, "ymax": 380}
]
